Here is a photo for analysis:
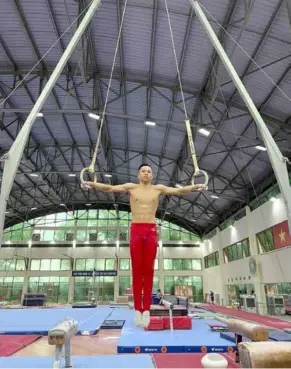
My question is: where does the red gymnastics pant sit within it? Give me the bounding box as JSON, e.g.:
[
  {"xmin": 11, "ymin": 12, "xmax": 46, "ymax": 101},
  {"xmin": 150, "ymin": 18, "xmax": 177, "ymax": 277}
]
[{"xmin": 130, "ymin": 223, "xmax": 158, "ymax": 313}]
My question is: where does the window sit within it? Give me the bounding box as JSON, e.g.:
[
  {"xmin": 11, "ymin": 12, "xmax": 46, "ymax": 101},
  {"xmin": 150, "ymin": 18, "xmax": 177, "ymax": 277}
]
[
  {"xmin": 204, "ymin": 252, "xmax": 219, "ymax": 269},
  {"xmin": 163, "ymin": 258, "xmax": 202, "ymax": 271},
  {"xmin": 75, "ymin": 258, "xmax": 116, "ymax": 271},
  {"xmin": 257, "ymin": 229, "xmax": 274, "ymax": 254},
  {"xmin": 120, "ymin": 259, "xmax": 130, "ymax": 271},
  {"xmin": 164, "ymin": 276, "xmax": 203, "ymax": 302},
  {"xmin": 223, "ymin": 239, "xmax": 250, "ymax": 263},
  {"xmin": 0, "ymin": 259, "xmax": 26, "ymax": 271},
  {"xmin": 30, "ymin": 259, "xmax": 71, "ymax": 271}
]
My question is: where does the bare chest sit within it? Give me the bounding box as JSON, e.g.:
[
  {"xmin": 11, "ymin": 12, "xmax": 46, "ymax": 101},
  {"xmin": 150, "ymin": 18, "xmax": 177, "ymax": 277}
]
[{"xmin": 130, "ymin": 188, "xmax": 159, "ymax": 206}]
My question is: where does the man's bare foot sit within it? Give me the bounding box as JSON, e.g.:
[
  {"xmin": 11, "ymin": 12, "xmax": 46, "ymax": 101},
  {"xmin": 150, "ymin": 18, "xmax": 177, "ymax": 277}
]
[
  {"xmin": 134, "ymin": 310, "xmax": 142, "ymax": 327},
  {"xmin": 142, "ymin": 311, "xmax": 150, "ymax": 328}
]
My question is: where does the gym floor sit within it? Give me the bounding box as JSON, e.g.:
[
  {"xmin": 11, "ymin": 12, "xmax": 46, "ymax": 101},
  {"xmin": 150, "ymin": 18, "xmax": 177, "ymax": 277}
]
[
  {"xmin": 0, "ymin": 306, "xmax": 238, "ymax": 368},
  {"xmin": 0, "ymin": 305, "xmax": 290, "ymax": 368}
]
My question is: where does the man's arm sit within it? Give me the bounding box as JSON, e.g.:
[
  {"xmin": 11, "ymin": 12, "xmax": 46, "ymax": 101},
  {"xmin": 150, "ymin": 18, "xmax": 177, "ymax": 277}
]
[
  {"xmin": 82, "ymin": 181, "xmax": 136, "ymax": 193},
  {"xmin": 156, "ymin": 184, "xmax": 205, "ymax": 196}
]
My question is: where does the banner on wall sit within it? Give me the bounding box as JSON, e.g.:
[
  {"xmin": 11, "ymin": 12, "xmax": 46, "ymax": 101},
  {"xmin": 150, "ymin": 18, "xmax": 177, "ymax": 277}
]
[
  {"xmin": 72, "ymin": 270, "xmax": 118, "ymax": 277},
  {"xmin": 272, "ymin": 221, "xmax": 291, "ymax": 249}
]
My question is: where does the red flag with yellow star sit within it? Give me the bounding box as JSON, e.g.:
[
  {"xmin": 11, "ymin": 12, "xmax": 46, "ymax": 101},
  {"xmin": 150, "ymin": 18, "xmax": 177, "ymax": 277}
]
[{"xmin": 272, "ymin": 221, "xmax": 291, "ymax": 249}]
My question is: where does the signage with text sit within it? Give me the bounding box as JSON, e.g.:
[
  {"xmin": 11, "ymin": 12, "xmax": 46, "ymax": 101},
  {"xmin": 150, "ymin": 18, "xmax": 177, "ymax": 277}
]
[{"xmin": 72, "ymin": 270, "xmax": 118, "ymax": 277}]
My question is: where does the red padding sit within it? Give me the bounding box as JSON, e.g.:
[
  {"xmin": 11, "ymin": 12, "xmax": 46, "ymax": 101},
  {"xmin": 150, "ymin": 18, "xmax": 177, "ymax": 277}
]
[
  {"xmin": 152, "ymin": 353, "xmax": 239, "ymax": 368},
  {"xmin": 144, "ymin": 316, "xmax": 164, "ymax": 331},
  {"xmin": 163, "ymin": 316, "xmax": 192, "ymax": 330},
  {"xmin": 0, "ymin": 335, "xmax": 40, "ymax": 356}
]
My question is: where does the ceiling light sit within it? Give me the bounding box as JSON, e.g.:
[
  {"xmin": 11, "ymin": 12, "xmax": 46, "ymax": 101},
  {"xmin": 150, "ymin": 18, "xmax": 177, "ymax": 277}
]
[
  {"xmin": 255, "ymin": 145, "xmax": 267, "ymax": 152},
  {"xmin": 31, "ymin": 207, "xmax": 37, "ymax": 211},
  {"xmin": 198, "ymin": 128, "xmax": 210, "ymax": 137},
  {"xmin": 105, "ymin": 174, "xmax": 112, "ymax": 178},
  {"xmin": 86, "ymin": 203, "xmax": 92, "ymax": 206},
  {"xmin": 145, "ymin": 120, "xmax": 156, "ymax": 126},
  {"xmin": 37, "ymin": 112, "xmax": 43, "ymax": 117},
  {"xmin": 5, "ymin": 211, "xmax": 9, "ymax": 214},
  {"xmin": 211, "ymin": 195, "xmax": 219, "ymax": 199},
  {"xmin": 68, "ymin": 173, "xmax": 76, "ymax": 177},
  {"xmin": 88, "ymin": 113, "xmax": 100, "ymax": 120},
  {"xmin": 30, "ymin": 173, "xmax": 38, "ymax": 177},
  {"xmin": 60, "ymin": 203, "xmax": 66, "ymax": 207}
]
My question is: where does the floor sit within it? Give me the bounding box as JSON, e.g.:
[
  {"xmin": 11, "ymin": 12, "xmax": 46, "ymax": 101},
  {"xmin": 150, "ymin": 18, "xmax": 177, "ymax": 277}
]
[{"xmin": 13, "ymin": 330, "xmax": 121, "ymax": 357}]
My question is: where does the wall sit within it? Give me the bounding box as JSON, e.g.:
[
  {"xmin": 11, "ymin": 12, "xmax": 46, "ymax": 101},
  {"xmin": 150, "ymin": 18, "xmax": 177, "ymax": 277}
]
[
  {"xmin": 0, "ymin": 244, "xmax": 204, "ymax": 301},
  {"xmin": 202, "ymin": 195, "xmax": 291, "ymax": 304}
]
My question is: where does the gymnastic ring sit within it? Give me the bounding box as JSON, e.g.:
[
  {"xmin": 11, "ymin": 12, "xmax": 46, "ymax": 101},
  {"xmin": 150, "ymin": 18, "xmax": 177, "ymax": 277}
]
[
  {"xmin": 80, "ymin": 167, "xmax": 98, "ymax": 184},
  {"xmin": 191, "ymin": 170, "xmax": 209, "ymax": 189}
]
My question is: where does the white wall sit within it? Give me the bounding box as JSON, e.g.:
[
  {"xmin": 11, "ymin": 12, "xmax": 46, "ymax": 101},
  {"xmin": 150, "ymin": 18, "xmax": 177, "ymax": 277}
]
[{"xmin": 202, "ymin": 195, "xmax": 291, "ymax": 303}]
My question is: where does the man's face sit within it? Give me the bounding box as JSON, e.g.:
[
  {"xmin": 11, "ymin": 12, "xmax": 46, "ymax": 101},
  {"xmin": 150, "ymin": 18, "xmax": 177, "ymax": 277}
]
[{"xmin": 138, "ymin": 166, "xmax": 153, "ymax": 183}]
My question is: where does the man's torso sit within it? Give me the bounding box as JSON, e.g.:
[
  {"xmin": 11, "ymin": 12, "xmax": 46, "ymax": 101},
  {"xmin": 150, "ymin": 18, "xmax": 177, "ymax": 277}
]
[{"xmin": 129, "ymin": 185, "xmax": 160, "ymax": 223}]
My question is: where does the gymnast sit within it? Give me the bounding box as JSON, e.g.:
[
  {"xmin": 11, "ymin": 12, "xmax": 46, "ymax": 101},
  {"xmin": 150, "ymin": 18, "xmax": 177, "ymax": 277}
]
[{"xmin": 82, "ymin": 163, "xmax": 205, "ymax": 328}]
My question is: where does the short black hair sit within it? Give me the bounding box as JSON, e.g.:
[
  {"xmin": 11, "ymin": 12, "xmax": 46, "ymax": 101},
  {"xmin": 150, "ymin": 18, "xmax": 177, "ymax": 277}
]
[{"xmin": 138, "ymin": 163, "xmax": 152, "ymax": 171}]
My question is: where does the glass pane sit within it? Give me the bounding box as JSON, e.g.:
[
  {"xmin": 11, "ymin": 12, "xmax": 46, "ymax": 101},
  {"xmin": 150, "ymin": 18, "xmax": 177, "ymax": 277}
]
[
  {"xmin": 86, "ymin": 259, "xmax": 95, "ymax": 270},
  {"xmin": 76, "ymin": 259, "xmax": 85, "ymax": 270},
  {"xmin": 99, "ymin": 210, "xmax": 108, "ymax": 219},
  {"xmin": 119, "ymin": 276, "xmax": 131, "ymax": 295},
  {"xmin": 107, "ymin": 230, "xmax": 117, "ymax": 240},
  {"xmin": 40, "ymin": 259, "xmax": 51, "ymax": 271},
  {"xmin": 192, "ymin": 259, "xmax": 202, "ymax": 270},
  {"xmin": 61, "ymin": 259, "xmax": 71, "ymax": 271},
  {"xmin": 169, "ymin": 229, "xmax": 181, "ymax": 241},
  {"xmin": 30, "ymin": 259, "xmax": 40, "ymax": 271},
  {"xmin": 43, "ymin": 230, "xmax": 55, "ymax": 242},
  {"xmin": 54, "ymin": 229, "xmax": 66, "ymax": 241},
  {"xmin": 6, "ymin": 260, "xmax": 16, "ymax": 271},
  {"xmin": 105, "ymin": 259, "xmax": 115, "ymax": 270},
  {"xmin": 95, "ymin": 259, "xmax": 105, "ymax": 270},
  {"xmin": 163, "ymin": 259, "xmax": 172, "ymax": 270},
  {"xmin": 76, "ymin": 230, "xmax": 87, "ymax": 241},
  {"xmin": 0, "ymin": 260, "xmax": 6, "ymax": 271},
  {"xmin": 120, "ymin": 259, "xmax": 130, "ymax": 271},
  {"xmin": 50, "ymin": 259, "xmax": 61, "ymax": 271},
  {"xmin": 16, "ymin": 259, "xmax": 26, "ymax": 271}
]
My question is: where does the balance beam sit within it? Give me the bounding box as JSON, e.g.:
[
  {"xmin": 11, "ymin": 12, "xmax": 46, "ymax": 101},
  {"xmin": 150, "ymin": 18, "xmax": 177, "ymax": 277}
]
[
  {"xmin": 239, "ymin": 342, "xmax": 291, "ymax": 368},
  {"xmin": 162, "ymin": 299, "xmax": 174, "ymax": 332},
  {"xmin": 48, "ymin": 319, "xmax": 78, "ymax": 368},
  {"xmin": 222, "ymin": 318, "xmax": 269, "ymax": 363}
]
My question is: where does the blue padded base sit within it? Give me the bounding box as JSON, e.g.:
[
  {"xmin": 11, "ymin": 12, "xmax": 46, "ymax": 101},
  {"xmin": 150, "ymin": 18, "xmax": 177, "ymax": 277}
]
[
  {"xmin": 220, "ymin": 332, "xmax": 251, "ymax": 343},
  {"xmin": 0, "ymin": 355, "xmax": 154, "ymax": 368},
  {"xmin": 269, "ymin": 331, "xmax": 291, "ymax": 341}
]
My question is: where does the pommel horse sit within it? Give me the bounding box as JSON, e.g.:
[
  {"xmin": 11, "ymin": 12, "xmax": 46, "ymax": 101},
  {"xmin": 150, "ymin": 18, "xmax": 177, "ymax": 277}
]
[{"xmin": 48, "ymin": 319, "xmax": 78, "ymax": 368}]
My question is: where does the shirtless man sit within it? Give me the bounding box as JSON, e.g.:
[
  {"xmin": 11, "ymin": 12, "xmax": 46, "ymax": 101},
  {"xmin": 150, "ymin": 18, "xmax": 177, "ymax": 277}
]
[{"xmin": 82, "ymin": 163, "xmax": 205, "ymax": 327}]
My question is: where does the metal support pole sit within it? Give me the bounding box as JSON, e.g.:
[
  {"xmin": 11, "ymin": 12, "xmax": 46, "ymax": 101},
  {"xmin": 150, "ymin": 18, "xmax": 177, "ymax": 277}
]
[
  {"xmin": 0, "ymin": 0, "xmax": 102, "ymax": 245},
  {"xmin": 190, "ymin": 0, "xmax": 291, "ymax": 233},
  {"xmin": 169, "ymin": 306, "xmax": 174, "ymax": 333},
  {"xmin": 64, "ymin": 341, "xmax": 71, "ymax": 368},
  {"xmin": 53, "ymin": 345, "xmax": 62, "ymax": 369}
]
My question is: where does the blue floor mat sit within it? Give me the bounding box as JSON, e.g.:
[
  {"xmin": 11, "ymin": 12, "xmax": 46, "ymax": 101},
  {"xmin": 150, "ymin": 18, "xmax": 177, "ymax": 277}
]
[
  {"xmin": 117, "ymin": 318, "xmax": 235, "ymax": 353},
  {"xmin": 0, "ymin": 355, "xmax": 154, "ymax": 368},
  {"xmin": 269, "ymin": 330, "xmax": 291, "ymax": 341},
  {"xmin": 220, "ymin": 332, "xmax": 251, "ymax": 343},
  {"xmin": 0, "ymin": 307, "xmax": 113, "ymax": 335}
]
